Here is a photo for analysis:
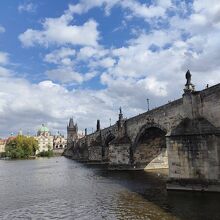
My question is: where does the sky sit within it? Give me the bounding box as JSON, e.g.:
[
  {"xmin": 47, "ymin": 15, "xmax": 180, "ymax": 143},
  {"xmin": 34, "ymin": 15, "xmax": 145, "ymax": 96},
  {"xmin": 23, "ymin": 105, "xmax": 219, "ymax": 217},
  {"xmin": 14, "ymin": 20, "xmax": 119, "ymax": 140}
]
[{"xmin": 0, "ymin": 0, "xmax": 220, "ymax": 137}]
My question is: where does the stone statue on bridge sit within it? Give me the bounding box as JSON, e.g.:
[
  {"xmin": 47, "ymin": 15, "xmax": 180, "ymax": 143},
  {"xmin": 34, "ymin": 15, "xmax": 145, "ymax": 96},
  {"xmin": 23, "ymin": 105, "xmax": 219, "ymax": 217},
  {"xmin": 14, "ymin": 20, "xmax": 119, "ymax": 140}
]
[
  {"xmin": 185, "ymin": 70, "xmax": 191, "ymax": 85},
  {"xmin": 184, "ymin": 70, "xmax": 195, "ymax": 93}
]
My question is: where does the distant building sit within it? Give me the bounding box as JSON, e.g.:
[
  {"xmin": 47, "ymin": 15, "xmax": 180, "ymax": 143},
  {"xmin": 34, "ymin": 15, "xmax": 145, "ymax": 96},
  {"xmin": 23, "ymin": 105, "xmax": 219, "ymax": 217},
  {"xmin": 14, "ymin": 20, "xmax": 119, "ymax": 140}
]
[
  {"xmin": 0, "ymin": 136, "xmax": 17, "ymax": 154},
  {"xmin": 35, "ymin": 124, "xmax": 53, "ymax": 153},
  {"xmin": 0, "ymin": 139, "xmax": 6, "ymax": 153},
  {"xmin": 53, "ymin": 132, "xmax": 67, "ymax": 149}
]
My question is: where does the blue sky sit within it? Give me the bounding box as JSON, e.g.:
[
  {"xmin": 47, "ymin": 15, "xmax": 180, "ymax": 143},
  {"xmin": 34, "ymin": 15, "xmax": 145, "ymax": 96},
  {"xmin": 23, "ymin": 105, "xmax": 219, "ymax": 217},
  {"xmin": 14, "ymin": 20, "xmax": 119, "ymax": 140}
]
[{"xmin": 0, "ymin": 0, "xmax": 220, "ymax": 137}]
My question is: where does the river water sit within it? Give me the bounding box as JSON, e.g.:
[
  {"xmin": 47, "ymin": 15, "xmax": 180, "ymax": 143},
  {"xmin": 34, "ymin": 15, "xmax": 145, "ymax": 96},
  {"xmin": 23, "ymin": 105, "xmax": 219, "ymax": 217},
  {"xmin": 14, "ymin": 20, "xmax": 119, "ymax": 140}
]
[{"xmin": 0, "ymin": 157, "xmax": 219, "ymax": 220}]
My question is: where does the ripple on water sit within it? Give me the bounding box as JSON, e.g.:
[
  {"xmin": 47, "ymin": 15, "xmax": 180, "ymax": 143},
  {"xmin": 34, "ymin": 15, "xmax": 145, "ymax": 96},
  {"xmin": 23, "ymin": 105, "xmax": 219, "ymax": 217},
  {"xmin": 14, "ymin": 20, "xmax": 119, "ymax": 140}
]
[
  {"xmin": 1, "ymin": 195, "xmax": 179, "ymax": 220},
  {"xmin": 1, "ymin": 158, "xmax": 219, "ymax": 220},
  {"xmin": 1, "ymin": 198, "xmax": 120, "ymax": 220},
  {"xmin": 2, "ymin": 199, "xmax": 91, "ymax": 220}
]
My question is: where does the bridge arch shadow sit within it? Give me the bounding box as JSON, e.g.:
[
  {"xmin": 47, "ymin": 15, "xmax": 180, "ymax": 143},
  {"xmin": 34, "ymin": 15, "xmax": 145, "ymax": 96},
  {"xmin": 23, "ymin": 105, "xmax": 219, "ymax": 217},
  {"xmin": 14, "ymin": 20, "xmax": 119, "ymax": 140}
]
[
  {"xmin": 132, "ymin": 123, "xmax": 168, "ymax": 169},
  {"xmin": 102, "ymin": 133, "xmax": 116, "ymax": 162}
]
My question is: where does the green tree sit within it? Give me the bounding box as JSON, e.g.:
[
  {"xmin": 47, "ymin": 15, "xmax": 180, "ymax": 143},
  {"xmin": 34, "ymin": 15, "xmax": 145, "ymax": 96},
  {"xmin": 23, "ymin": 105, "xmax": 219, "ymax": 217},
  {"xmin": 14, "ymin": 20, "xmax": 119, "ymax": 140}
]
[
  {"xmin": 5, "ymin": 135, "xmax": 39, "ymax": 159},
  {"xmin": 37, "ymin": 145, "xmax": 54, "ymax": 157}
]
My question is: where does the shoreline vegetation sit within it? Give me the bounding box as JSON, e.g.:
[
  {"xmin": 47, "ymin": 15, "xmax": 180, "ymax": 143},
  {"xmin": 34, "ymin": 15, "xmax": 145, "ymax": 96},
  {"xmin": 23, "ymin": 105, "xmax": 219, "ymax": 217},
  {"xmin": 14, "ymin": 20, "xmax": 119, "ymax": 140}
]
[
  {"xmin": 1, "ymin": 135, "xmax": 55, "ymax": 160},
  {"xmin": 37, "ymin": 149, "xmax": 54, "ymax": 157},
  {"xmin": 0, "ymin": 151, "xmax": 57, "ymax": 160}
]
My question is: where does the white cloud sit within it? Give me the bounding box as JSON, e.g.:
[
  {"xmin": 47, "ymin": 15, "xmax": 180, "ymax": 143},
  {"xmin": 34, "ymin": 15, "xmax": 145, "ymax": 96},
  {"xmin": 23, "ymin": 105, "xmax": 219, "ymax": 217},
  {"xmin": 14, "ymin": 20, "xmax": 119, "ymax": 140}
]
[
  {"xmin": 95, "ymin": 0, "xmax": 220, "ymax": 96},
  {"xmin": 183, "ymin": 31, "xmax": 220, "ymax": 73},
  {"xmin": 45, "ymin": 66, "xmax": 97, "ymax": 84},
  {"xmin": 18, "ymin": 3, "xmax": 37, "ymax": 13},
  {"xmin": 0, "ymin": 52, "xmax": 9, "ymax": 65},
  {"xmin": 68, "ymin": 0, "xmax": 120, "ymax": 15},
  {"xmin": 0, "ymin": 66, "xmax": 11, "ymax": 77},
  {"xmin": 0, "ymin": 72, "xmax": 120, "ymax": 137},
  {"xmin": 97, "ymin": 57, "xmax": 116, "ymax": 68},
  {"xmin": 44, "ymin": 47, "xmax": 76, "ymax": 65},
  {"xmin": 137, "ymin": 77, "xmax": 168, "ymax": 97},
  {"xmin": 77, "ymin": 46, "xmax": 108, "ymax": 60},
  {"xmin": 0, "ymin": 25, "xmax": 5, "ymax": 33},
  {"xmin": 165, "ymin": 0, "xmax": 220, "ymax": 79},
  {"xmin": 120, "ymin": 0, "xmax": 168, "ymax": 20},
  {"xmin": 42, "ymin": 0, "xmax": 220, "ymax": 93},
  {"xmin": 68, "ymin": 0, "xmax": 172, "ymax": 20},
  {"xmin": 0, "ymin": 49, "xmax": 173, "ymax": 138},
  {"xmin": 5, "ymin": 0, "xmax": 220, "ymax": 138},
  {"xmin": 46, "ymin": 67, "xmax": 84, "ymax": 84},
  {"xmin": 19, "ymin": 14, "xmax": 99, "ymax": 47}
]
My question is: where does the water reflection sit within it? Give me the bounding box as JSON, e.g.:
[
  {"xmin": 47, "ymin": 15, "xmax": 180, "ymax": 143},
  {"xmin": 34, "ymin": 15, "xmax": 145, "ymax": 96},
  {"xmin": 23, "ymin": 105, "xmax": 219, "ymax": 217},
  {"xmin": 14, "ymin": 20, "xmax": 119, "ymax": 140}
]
[{"xmin": 0, "ymin": 157, "xmax": 219, "ymax": 220}]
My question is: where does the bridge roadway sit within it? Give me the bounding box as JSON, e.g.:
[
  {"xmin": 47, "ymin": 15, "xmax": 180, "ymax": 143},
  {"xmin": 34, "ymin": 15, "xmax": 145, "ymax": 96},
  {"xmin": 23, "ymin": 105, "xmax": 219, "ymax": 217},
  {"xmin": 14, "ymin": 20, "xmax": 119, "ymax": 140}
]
[{"xmin": 64, "ymin": 71, "xmax": 220, "ymax": 192}]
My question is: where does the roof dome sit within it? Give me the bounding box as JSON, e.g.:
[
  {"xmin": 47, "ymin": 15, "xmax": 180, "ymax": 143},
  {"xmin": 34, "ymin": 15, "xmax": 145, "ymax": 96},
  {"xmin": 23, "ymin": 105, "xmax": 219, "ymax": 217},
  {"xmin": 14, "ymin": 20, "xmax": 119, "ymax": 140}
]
[{"xmin": 38, "ymin": 124, "xmax": 50, "ymax": 133}]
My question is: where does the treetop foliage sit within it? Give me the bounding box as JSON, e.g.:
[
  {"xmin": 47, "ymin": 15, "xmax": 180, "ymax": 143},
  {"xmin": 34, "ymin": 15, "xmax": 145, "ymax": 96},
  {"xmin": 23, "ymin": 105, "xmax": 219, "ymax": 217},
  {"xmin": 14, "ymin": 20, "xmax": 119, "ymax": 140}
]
[{"xmin": 5, "ymin": 135, "xmax": 39, "ymax": 159}]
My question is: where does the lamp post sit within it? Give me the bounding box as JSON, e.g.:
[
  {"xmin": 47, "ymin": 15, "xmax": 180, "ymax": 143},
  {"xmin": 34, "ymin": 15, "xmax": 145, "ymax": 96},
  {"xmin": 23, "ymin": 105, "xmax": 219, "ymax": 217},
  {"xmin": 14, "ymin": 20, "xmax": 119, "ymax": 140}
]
[{"xmin": 146, "ymin": 98, "xmax": 150, "ymax": 111}]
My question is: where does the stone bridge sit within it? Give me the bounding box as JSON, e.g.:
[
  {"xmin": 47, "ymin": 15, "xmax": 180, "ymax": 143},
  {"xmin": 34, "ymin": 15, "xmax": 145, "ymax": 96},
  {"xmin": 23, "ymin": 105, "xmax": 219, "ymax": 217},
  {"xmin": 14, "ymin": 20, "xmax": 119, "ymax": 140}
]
[{"xmin": 64, "ymin": 71, "xmax": 220, "ymax": 192}]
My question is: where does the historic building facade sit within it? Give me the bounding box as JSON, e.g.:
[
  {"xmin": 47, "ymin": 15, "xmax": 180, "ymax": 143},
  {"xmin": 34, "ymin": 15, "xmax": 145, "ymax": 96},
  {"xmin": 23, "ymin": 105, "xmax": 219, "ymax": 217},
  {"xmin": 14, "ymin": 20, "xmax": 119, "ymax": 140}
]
[
  {"xmin": 35, "ymin": 124, "xmax": 53, "ymax": 153},
  {"xmin": 53, "ymin": 132, "xmax": 67, "ymax": 149},
  {"xmin": 0, "ymin": 139, "xmax": 6, "ymax": 153}
]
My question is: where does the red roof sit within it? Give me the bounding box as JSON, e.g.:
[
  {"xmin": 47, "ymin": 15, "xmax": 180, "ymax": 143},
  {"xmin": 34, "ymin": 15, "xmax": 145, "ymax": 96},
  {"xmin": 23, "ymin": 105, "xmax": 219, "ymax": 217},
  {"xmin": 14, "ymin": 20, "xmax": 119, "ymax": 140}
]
[
  {"xmin": 0, "ymin": 139, "xmax": 7, "ymax": 144},
  {"xmin": 6, "ymin": 136, "xmax": 16, "ymax": 143}
]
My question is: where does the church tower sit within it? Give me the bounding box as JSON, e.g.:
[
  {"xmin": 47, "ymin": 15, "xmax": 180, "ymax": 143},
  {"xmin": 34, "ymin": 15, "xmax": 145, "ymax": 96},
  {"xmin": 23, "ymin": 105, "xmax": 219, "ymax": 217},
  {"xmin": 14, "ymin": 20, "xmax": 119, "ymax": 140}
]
[{"xmin": 67, "ymin": 118, "xmax": 78, "ymax": 147}]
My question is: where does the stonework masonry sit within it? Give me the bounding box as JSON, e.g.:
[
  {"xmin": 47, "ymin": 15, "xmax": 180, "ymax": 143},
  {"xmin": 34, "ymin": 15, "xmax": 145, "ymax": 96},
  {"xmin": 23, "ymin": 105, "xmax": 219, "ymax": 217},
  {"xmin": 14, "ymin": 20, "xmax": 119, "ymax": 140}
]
[{"xmin": 64, "ymin": 71, "xmax": 220, "ymax": 192}]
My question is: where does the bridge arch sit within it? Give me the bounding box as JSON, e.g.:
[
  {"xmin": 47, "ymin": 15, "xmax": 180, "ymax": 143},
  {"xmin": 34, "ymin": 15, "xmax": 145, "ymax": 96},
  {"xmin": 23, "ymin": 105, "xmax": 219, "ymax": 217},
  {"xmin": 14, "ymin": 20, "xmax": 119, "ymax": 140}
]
[
  {"xmin": 102, "ymin": 132, "xmax": 116, "ymax": 161},
  {"xmin": 133, "ymin": 123, "xmax": 167, "ymax": 146},
  {"xmin": 104, "ymin": 133, "xmax": 115, "ymax": 146},
  {"xmin": 132, "ymin": 123, "xmax": 168, "ymax": 169}
]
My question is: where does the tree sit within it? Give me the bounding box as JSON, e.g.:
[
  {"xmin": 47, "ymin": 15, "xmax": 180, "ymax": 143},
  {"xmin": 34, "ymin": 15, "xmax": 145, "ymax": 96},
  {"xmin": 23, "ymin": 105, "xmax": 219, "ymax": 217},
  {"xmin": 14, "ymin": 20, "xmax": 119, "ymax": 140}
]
[
  {"xmin": 37, "ymin": 145, "xmax": 53, "ymax": 157},
  {"xmin": 5, "ymin": 135, "xmax": 39, "ymax": 159}
]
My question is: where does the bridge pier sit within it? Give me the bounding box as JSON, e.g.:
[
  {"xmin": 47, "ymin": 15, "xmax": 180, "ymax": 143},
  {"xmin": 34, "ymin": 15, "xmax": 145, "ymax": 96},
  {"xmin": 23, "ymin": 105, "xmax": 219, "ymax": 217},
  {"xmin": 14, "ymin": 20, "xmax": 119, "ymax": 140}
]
[
  {"xmin": 108, "ymin": 136, "xmax": 132, "ymax": 170},
  {"xmin": 167, "ymin": 118, "xmax": 220, "ymax": 192},
  {"xmin": 88, "ymin": 145, "xmax": 102, "ymax": 162}
]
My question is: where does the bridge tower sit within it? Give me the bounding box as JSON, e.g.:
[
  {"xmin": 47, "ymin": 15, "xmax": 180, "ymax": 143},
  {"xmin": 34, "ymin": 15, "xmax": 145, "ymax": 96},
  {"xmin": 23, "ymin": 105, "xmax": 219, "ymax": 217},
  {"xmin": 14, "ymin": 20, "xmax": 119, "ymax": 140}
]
[{"xmin": 67, "ymin": 118, "xmax": 78, "ymax": 147}]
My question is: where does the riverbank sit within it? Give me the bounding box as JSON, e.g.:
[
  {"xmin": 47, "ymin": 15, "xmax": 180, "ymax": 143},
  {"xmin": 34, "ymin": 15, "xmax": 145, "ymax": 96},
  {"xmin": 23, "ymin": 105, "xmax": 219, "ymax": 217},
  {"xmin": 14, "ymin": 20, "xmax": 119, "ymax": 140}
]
[{"xmin": 0, "ymin": 154, "xmax": 62, "ymax": 160}]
